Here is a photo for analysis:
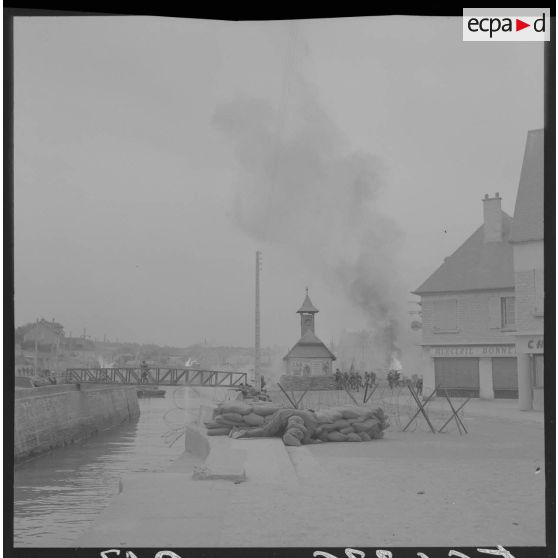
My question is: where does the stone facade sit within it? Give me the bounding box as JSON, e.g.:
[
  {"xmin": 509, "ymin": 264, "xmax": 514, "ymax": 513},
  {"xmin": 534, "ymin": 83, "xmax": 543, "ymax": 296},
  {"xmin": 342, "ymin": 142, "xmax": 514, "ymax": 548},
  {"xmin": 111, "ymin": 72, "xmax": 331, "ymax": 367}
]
[{"xmin": 421, "ymin": 289, "xmax": 517, "ymax": 345}]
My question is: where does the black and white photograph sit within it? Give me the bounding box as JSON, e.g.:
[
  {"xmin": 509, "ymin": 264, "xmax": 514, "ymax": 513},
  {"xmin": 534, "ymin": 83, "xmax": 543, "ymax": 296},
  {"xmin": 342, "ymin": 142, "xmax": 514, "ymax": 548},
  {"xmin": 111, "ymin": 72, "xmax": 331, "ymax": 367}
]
[{"xmin": 8, "ymin": 9, "xmax": 552, "ymax": 553}]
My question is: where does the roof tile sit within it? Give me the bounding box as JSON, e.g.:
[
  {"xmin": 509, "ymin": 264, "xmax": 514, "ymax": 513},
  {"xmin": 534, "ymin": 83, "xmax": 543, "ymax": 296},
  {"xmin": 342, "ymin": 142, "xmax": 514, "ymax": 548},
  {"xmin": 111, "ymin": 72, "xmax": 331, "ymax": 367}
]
[
  {"xmin": 413, "ymin": 213, "xmax": 514, "ymax": 294},
  {"xmin": 510, "ymin": 129, "xmax": 544, "ymax": 243}
]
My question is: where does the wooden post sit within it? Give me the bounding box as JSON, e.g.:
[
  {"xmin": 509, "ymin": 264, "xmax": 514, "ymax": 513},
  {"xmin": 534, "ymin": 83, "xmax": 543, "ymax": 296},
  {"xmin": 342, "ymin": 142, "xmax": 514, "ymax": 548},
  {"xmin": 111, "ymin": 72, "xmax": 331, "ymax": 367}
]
[{"xmin": 277, "ymin": 382, "xmax": 298, "ymax": 408}]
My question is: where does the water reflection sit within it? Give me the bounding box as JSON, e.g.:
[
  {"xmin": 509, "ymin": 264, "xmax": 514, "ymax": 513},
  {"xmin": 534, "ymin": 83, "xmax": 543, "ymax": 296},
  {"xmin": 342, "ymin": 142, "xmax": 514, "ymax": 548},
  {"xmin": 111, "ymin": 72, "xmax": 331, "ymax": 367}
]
[{"xmin": 14, "ymin": 388, "xmax": 188, "ymax": 547}]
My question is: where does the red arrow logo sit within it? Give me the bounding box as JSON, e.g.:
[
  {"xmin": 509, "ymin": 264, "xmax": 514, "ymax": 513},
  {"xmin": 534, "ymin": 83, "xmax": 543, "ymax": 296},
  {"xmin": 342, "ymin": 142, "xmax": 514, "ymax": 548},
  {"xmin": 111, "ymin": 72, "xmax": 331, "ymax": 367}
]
[{"xmin": 516, "ymin": 18, "xmax": 530, "ymax": 31}]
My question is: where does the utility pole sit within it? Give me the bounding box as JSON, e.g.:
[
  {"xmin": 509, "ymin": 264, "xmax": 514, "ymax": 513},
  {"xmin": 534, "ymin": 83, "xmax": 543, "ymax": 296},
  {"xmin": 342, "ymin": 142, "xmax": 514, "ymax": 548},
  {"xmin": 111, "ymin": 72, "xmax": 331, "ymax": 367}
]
[
  {"xmin": 255, "ymin": 250, "xmax": 262, "ymax": 391},
  {"xmin": 33, "ymin": 319, "xmax": 39, "ymax": 377}
]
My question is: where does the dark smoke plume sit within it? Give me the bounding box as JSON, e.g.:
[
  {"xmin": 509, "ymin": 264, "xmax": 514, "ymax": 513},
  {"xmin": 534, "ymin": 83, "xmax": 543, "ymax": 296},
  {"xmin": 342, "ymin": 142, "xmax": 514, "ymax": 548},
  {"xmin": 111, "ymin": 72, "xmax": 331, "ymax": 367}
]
[{"xmin": 213, "ymin": 33, "xmax": 404, "ymax": 364}]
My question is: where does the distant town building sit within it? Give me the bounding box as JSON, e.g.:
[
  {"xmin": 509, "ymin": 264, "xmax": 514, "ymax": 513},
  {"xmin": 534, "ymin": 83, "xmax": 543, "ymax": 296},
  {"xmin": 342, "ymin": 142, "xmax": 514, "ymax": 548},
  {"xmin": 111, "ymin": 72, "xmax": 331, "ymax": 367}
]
[
  {"xmin": 64, "ymin": 337, "xmax": 96, "ymax": 352},
  {"xmin": 23, "ymin": 319, "xmax": 65, "ymax": 348},
  {"xmin": 510, "ymin": 129, "xmax": 544, "ymax": 411},
  {"xmin": 413, "ymin": 193, "xmax": 517, "ymax": 399},
  {"xmin": 283, "ymin": 290, "xmax": 336, "ymax": 376}
]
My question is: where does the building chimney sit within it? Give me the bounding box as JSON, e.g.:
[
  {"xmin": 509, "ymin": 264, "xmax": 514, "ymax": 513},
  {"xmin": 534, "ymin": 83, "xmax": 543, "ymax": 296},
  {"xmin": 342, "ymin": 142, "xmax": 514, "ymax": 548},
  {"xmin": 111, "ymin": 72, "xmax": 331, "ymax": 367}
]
[{"xmin": 482, "ymin": 193, "xmax": 503, "ymax": 242}]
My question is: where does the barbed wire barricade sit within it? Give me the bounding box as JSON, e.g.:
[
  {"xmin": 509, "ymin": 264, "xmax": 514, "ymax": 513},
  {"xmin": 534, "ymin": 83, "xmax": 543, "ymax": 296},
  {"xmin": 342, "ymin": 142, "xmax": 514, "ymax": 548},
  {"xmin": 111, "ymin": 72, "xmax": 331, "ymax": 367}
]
[
  {"xmin": 268, "ymin": 381, "xmax": 470, "ymax": 435},
  {"xmin": 161, "ymin": 386, "xmax": 242, "ymax": 447},
  {"xmin": 160, "ymin": 381, "xmax": 469, "ymax": 446}
]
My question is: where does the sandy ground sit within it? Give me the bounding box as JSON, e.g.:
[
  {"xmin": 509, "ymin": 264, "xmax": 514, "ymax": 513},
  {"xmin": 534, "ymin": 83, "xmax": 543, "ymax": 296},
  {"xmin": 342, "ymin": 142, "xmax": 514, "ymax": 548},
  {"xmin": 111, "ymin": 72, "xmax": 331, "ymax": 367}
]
[
  {"xmin": 216, "ymin": 413, "xmax": 546, "ymax": 547},
  {"xmin": 77, "ymin": 402, "xmax": 546, "ymax": 548},
  {"xmin": 305, "ymin": 416, "xmax": 546, "ymax": 546}
]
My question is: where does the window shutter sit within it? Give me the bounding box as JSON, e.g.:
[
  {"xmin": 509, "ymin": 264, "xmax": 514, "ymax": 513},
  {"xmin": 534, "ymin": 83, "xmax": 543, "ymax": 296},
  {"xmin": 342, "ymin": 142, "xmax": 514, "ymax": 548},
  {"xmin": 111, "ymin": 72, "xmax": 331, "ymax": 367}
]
[
  {"xmin": 488, "ymin": 296, "xmax": 501, "ymax": 329},
  {"xmin": 432, "ymin": 299, "xmax": 458, "ymax": 331}
]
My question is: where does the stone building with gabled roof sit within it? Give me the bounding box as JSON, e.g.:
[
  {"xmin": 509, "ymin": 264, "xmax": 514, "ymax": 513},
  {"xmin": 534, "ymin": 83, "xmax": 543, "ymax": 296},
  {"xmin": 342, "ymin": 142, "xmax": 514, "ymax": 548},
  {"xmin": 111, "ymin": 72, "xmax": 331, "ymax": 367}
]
[
  {"xmin": 283, "ymin": 290, "xmax": 336, "ymax": 377},
  {"xmin": 413, "ymin": 193, "xmax": 518, "ymax": 400}
]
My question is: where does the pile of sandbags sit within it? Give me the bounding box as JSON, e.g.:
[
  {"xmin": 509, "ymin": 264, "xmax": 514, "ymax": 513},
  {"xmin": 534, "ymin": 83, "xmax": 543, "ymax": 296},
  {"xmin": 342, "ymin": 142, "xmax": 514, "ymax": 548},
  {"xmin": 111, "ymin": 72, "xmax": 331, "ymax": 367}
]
[
  {"xmin": 313, "ymin": 405, "xmax": 389, "ymax": 442},
  {"xmin": 204, "ymin": 400, "xmax": 283, "ymax": 436},
  {"xmin": 204, "ymin": 401, "xmax": 389, "ymax": 443}
]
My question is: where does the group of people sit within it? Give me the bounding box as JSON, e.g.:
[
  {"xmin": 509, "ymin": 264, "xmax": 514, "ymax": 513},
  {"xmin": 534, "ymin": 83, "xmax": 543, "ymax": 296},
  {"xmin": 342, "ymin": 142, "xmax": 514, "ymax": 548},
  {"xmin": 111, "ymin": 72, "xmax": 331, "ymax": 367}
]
[
  {"xmin": 333, "ymin": 367, "xmax": 424, "ymax": 395},
  {"xmin": 386, "ymin": 370, "xmax": 423, "ymax": 394},
  {"xmin": 334, "ymin": 368, "xmax": 376, "ymax": 391}
]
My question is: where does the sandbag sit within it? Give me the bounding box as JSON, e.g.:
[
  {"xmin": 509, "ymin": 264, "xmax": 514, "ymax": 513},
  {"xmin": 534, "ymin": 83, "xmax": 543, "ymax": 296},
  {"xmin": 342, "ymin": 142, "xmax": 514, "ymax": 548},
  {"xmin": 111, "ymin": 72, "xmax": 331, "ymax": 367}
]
[
  {"xmin": 319, "ymin": 422, "xmax": 342, "ymax": 433},
  {"xmin": 346, "ymin": 433, "xmax": 362, "ymax": 442},
  {"xmin": 252, "ymin": 404, "xmax": 282, "ymax": 416},
  {"xmin": 331, "ymin": 419, "xmax": 351, "ymax": 430},
  {"xmin": 219, "ymin": 401, "xmax": 253, "ymax": 415},
  {"xmin": 203, "ymin": 421, "xmax": 221, "ymax": 429},
  {"xmin": 288, "ymin": 427, "xmax": 305, "ymax": 441},
  {"xmin": 287, "ymin": 416, "xmax": 306, "ymax": 428},
  {"xmin": 315, "ymin": 408, "xmax": 343, "ymax": 423},
  {"xmin": 215, "ymin": 415, "xmax": 245, "ymax": 426},
  {"xmin": 283, "ymin": 432, "xmax": 301, "ymax": 446},
  {"xmin": 327, "ymin": 431, "xmax": 349, "ymax": 442},
  {"xmin": 207, "ymin": 427, "xmax": 232, "ymax": 436},
  {"xmin": 243, "ymin": 413, "xmax": 265, "ymax": 426},
  {"xmin": 369, "ymin": 407, "xmax": 385, "ymax": 419},
  {"xmin": 368, "ymin": 424, "xmax": 384, "ymax": 438},
  {"xmin": 317, "ymin": 430, "xmax": 330, "ymax": 442},
  {"xmin": 353, "ymin": 419, "xmax": 380, "ymax": 432},
  {"xmin": 221, "ymin": 412, "xmax": 245, "ymax": 422},
  {"xmin": 342, "ymin": 408, "xmax": 366, "ymax": 420},
  {"xmin": 339, "ymin": 426, "xmax": 354, "ymax": 435},
  {"xmin": 358, "ymin": 432, "xmax": 372, "ymax": 441}
]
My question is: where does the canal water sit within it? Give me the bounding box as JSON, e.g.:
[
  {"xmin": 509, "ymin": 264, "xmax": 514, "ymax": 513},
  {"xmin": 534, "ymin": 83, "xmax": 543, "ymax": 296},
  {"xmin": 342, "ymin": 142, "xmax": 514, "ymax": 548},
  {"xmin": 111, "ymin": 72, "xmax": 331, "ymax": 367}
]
[{"xmin": 13, "ymin": 387, "xmax": 195, "ymax": 547}]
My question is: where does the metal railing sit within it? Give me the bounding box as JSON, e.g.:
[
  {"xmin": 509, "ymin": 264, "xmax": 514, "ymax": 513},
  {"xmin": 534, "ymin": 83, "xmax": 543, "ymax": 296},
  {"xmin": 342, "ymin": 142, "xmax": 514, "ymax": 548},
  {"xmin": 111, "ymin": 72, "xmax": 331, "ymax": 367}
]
[{"xmin": 63, "ymin": 367, "xmax": 248, "ymax": 387}]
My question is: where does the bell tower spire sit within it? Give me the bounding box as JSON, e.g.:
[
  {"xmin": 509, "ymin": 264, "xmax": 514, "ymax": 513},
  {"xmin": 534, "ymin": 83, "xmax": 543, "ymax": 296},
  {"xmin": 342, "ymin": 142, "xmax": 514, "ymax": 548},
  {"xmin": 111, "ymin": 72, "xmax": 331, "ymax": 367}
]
[{"xmin": 297, "ymin": 288, "xmax": 319, "ymax": 336}]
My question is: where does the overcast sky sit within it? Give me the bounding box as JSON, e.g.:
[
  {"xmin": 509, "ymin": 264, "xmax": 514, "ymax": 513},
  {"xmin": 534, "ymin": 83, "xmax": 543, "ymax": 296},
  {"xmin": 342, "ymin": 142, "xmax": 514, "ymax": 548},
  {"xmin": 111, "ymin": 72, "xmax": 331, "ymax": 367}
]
[{"xmin": 14, "ymin": 15, "xmax": 544, "ymax": 349}]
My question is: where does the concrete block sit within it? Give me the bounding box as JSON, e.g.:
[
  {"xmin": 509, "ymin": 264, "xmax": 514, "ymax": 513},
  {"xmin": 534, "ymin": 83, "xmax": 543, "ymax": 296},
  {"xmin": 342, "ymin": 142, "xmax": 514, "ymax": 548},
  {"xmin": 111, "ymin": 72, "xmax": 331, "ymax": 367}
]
[
  {"xmin": 184, "ymin": 424, "xmax": 211, "ymax": 460},
  {"xmin": 193, "ymin": 446, "xmax": 247, "ymax": 481},
  {"xmin": 286, "ymin": 445, "xmax": 330, "ymax": 484},
  {"xmin": 232, "ymin": 438, "xmax": 298, "ymax": 485}
]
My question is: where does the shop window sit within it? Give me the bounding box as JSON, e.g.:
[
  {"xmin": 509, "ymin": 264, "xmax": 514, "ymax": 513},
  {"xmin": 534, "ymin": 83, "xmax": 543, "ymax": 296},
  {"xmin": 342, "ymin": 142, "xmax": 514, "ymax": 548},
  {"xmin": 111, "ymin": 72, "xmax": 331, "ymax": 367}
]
[
  {"xmin": 432, "ymin": 299, "xmax": 458, "ymax": 332},
  {"xmin": 501, "ymin": 296, "xmax": 516, "ymax": 329},
  {"xmin": 533, "ymin": 355, "xmax": 544, "ymax": 388}
]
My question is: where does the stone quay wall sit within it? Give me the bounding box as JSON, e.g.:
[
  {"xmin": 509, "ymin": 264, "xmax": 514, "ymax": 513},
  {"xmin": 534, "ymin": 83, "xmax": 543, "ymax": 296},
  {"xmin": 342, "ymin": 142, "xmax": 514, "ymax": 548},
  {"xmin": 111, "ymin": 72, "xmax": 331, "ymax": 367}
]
[{"xmin": 14, "ymin": 384, "xmax": 140, "ymax": 462}]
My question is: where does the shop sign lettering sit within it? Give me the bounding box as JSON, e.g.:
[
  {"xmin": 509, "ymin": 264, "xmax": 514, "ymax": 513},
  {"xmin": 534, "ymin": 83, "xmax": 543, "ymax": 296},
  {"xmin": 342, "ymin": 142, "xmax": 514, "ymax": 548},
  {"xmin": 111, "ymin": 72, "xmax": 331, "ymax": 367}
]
[{"xmin": 431, "ymin": 346, "xmax": 515, "ymax": 357}]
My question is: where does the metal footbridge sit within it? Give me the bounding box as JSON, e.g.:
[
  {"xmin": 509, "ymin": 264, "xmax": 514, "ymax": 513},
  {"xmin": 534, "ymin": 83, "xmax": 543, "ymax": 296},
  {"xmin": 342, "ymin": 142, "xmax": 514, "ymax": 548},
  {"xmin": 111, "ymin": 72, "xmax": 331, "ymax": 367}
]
[{"xmin": 64, "ymin": 367, "xmax": 248, "ymax": 387}]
